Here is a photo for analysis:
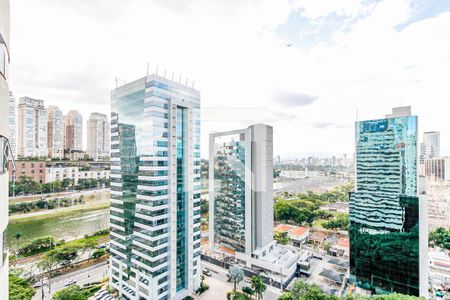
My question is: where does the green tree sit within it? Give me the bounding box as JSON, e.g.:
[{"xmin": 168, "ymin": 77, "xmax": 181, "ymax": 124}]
[
  {"xmin": 37, "ymin": 255, "xmax": 59, "ymax": 290},
  {"xmin": 9, "ymin": 274, "xmax": 36, "ymax": 300},
  {"xmin": 227, "ymin": 265, "xmax": 245, "ymax": 292},
  {"xmin": 242, "ymin": 286, "xmax": 255, "ymax": 296},
  {"xmin": 274, "ymin": 231, "xmax": 289, "ymax": 245},
  {"xmin": 81, "ymin": 239, "xmax": 98, "ymax": 262},
  {"xmin": 322, "ymin": 241, "xmax": 331, "ymax": 252},
  {"xmin": 251, "ymin": 275, "xmax": 266, "ymax": 300},
  {"xmin": 429, "ymin": 227, "xmax": 450, "ymax": 250},
  {"xmin": 92, "ymin": 248, "xmax": 106, "ymax": 260},
  {"xmin": 48, "ymin": 245, "xmax": 79, "ymax": 267},
  {"xmin": 52, "ymin": 285, "xmax": 84, "ymax": 300}
]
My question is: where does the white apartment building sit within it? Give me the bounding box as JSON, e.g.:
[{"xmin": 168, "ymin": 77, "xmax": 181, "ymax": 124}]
[
  {"xmin": 0, "ymin": 0, "xmax": 11, "ymax": 296},
  {"xmin": 64, "ymin": 110, "xmax": 83, "ymax": 151},
  {"xmin": 109, "ymin": 74, "xmax": 201, "ymax": 299},
  {"xmin": 427, "ymin": 180, "xmax": 450, "ymax": 230},
  {"xmin": 8, "ymin": 91, "xmax": 15, "ymax": 158},
  {"xmin": 209, "ymin": 124, "xmax": 298, "ymax": 283},
  {"xmin": 47, "ymin": 106, "xmax": 64, "ymax": 159},
  {"xmin": 87, "ymin": 112, "xmax": 110, "ymax": 161},
  {"xmin": 18, "ymin": 97, "xmax": 47, "ymax": 158},
  {"xmin": 420, "ymin": 131, "xmax": 440, "ymax": 164},
  {"xmin": 46, "ymin": 166, "xmax": 109, "ymax": 185}
]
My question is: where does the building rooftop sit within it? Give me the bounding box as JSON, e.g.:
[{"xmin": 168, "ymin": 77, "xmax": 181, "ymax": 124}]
[
  {"xmin": 308, "ymin": 231, "xmax": 328, "ymax": 242},
  {"xmin": 337, "ymin": 237, "xmax": 349, "ymax": 248},
  {"xmin": 289, "ymin": 226, "xmax": 309, "ymax": 237},
  {"xmin": 274, "ymin": 224, "xmax": 295, "ymax": 233}
]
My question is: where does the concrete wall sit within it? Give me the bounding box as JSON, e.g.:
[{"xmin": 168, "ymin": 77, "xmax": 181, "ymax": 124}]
[{"xmin": 0, "ymin": 0, "xmax": 10, "ymax": 297}]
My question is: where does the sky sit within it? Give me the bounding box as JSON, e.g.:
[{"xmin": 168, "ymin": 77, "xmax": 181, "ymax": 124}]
[{"xmin": 9, "ymin": 0, "xmax": 450, "ymax": 159}]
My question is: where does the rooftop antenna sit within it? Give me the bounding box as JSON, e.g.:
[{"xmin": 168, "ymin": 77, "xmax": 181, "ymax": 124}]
[
  {"xmin": 146, "ymin": 62, "xmax": 150, "ymax": 76},
  {"xmin": 185, "ymin": 77, "xmax": 189, "ymax": 85},
  {"xmin": 192, "ymin": 80, "xmax": 195, "ymax": 88},
  {"xmin": 164, "ymin": 69, "xmax": 167, "ymax": 78},
  {"xmin": 179, "ymin": 74, "xmax": 182, "ymax": 83},
  {"xmin": 155, "ymin": 65, "xmax": 159, "ymax": 75},
  {"xmin": 172, "ymin": 72, "xmax": 174, "ymax": 81}
]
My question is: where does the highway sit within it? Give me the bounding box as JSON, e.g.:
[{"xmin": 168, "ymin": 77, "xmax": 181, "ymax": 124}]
[{"xmin": 31, "ymin": 261, "xmax": 109, "ymax": 300}]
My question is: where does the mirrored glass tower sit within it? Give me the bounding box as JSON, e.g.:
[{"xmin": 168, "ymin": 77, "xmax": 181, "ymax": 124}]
[
  {"xmin": 349, "ymin": 107, "xmax": 427, "ymax": 297},
  {"xmin": 109, "ymin": 74, "xmax": 201, "ymax": 300}
]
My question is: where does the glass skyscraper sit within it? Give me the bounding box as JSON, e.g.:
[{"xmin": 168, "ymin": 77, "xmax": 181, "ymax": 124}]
[
  {"xmin": 349, "ymin": 107, "xmax": 427, "ymax": 297},
  {"xmin": 209, "ymin": 124, "xmax": 274, "ymax": 261},
  {"xmin": 109, "ymin": 74, "xmax": 201, "ymax": 300}
]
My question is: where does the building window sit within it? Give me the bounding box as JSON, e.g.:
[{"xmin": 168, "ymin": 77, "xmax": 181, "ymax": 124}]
[{"xmin": 0, "ymin": 135, "xmax": 15, "ymax": 174}]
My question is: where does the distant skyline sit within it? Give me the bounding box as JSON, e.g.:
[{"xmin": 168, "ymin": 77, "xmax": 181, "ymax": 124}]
[{"xmin": 9, "ymin": 0, "xmax": 450, "ymax": 158}]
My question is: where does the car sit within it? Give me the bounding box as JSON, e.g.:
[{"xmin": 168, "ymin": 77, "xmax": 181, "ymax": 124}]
[
  {"xmin": 244, "ymin": 277, "xmax": 252, "ymax": 283},
  {"xmin": 202, "ymin": 269, "xmax": 212, "ymax": 277},
  {"xmin": 99, "ymin": 242, "xmax": 110, "ymax": 249},
  {"xmin": 33, "ymin": 281, "xmax": 43, "ymax": 288},
  {"xmin": 64, "ymin": 279, "xmax": 77, "ymax": 286}
]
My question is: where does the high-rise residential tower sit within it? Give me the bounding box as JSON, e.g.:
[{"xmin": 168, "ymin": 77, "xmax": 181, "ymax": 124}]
[
  {"xmin": 0, "ymin": 0, "xmax": 11, "ymax": 295},
  {"xmin": 17, "ymin": 97, "xmax": 47, "ymax": 158},
  {"xmin": 208, "ymin": 125, "xmax": 298, "ymax": 283},
  {"xmin": 209, "ymin": 124, "xmax": 274, "ymax": 257},
  {"xmin": 64, "ymin": 110, "xmax": 83, "ymax": 151},
  {"xmin": 349, "ymin": 106, "xmax": 428, "ymax": 297},
  {"xmin": 47, "ymin": 106, "xmax": 64, "ymax": 159},
  {"xmin": 109, "ymin": 74, "xmax": 201, "ymax": 299},
  {"xmin": 422, "ymin": 131, "xmax": 440, "ymax": 160},
  {"xmin": 8, "ymin": 91, "xmax": 15, "ymax": 158},
  {"xmin": 87, "ymin": 112, "xmax": 110, "ymax": 160}
]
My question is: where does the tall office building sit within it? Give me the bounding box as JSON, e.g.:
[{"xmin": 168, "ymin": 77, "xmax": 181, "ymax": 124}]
[
  {"xmin": 87, "ymin": 112, "xmax": 110, "ymax": 160},
  {"xmin": 349, "ymin": 106, "xmax": 428, "ymax": 297},
  {"xmin": 8, "ymin": 91, "xmax": 15, "ymax": 158},
  {"xmin": 109, "ymin": 74, "xmax": 201, "ymax": 299},
  {"xmin": 47, "ymin": 106, "xmax": 64, "ymax": 159},
  {"xmin": 423, "ymin": 131, "xmax": 440, "ymax": 159},
  {"xmin": 17, "ymin": 97, "xmax": 47, "ymax": 158},
  {"xmin": 209, "ymin": 124, "xmax": 274, "ymax": 256},
  {"xmin": 64, "ymin": 110, "xmax": 83, "ymax": 151},
  {"xmin": 0, "ymin": 0, "xmax": 11, "ymax": 296},
  {"xmin": 209, "ymin": 124, "xmax": 298, "ymax": 281}
]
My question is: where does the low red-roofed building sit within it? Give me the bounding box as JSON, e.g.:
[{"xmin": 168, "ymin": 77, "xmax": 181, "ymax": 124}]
[
  {"xmin": 308, "ymin": 231, "xmax": 328, "ymax": 245},
  {"xmin": 288, "ymin": 226, "xmax": 310, "ymax": 247},
  {"xmin": 274, "ymin": 224, "xmax": 295, "ymax": 233},
  {"xmin": 329, "ymin": 237, "xmax": 350, "ymax": 259}
]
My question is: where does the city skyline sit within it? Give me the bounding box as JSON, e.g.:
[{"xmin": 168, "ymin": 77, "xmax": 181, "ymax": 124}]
[{"xmin": 8, "ymin": 0, "xmax": 450, "ymax": 158}]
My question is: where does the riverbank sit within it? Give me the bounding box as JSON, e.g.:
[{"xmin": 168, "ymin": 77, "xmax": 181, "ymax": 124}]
[
  {"xmin": 9, "ymin": 202, "xmax": 109, "ymax": 224},
  {"xmin": 7, "ymin": 208, "xmax": 109, "ymax": 248},
  {"xmin": 11, "ymin": 232, "xmax": 109, "ymax": 264}
]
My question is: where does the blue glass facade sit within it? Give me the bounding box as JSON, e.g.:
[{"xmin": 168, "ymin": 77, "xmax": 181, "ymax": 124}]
[
  {"xmin": 211, "ymin": 134, "xmax": 247, "ymax": 253},
  {"xmin": 349, "ymin": 115, "xmax": 420, "ymax": 296},
  {"xmin": 110, "ymin": 75, "xmax": 201, "ymax": 299}
]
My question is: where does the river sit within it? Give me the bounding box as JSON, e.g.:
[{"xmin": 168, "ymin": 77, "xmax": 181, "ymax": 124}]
[{"xmin": 7, "ymin": 208, "xmax": 109, "ymax": 247}]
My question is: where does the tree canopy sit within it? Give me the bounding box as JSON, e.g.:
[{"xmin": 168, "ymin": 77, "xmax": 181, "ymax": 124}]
[{"xmin": 9, "ymin": 274, "xmax": 36, "ymax": 300}]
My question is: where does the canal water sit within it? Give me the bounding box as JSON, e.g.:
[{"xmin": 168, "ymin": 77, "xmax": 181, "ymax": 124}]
[{"xmin": 7, "ymin": 208, "xmax": 109, "ymax": 247}]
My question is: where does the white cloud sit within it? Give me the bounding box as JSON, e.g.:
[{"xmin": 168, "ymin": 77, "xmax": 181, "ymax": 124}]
[
  {"xmin": 8, "ymin": 0, "xmax": 450, "ymax": 158},
  {"xmin": 292, "ymin": 0, "xmax": 374, "ymax": 20}
]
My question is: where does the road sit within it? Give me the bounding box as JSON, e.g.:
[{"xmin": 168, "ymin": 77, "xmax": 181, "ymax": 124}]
[
  {"xmin": 32, "ymin": 262, "xmax": 109, "ymax": 300},
  {"xmin": 200, "ymin": 261, "xmax": 281, "ymax": 300}
]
